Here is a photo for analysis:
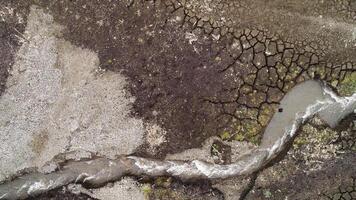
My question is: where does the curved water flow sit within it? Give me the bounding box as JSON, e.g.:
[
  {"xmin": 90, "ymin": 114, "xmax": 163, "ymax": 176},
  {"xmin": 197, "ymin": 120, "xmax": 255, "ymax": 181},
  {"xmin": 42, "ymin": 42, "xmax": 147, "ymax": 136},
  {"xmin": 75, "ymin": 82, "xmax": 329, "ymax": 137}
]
[{"xmin": 0, "ymin": 80, "xmax": 355, "ymax": 199}]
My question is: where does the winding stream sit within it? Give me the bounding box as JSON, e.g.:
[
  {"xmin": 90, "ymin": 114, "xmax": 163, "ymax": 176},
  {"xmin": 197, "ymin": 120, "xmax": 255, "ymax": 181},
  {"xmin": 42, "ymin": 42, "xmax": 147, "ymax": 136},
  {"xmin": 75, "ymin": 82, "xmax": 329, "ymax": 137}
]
[{"xmin": 0, "ymin": 80, "xmax": 355, "ymax": 199}]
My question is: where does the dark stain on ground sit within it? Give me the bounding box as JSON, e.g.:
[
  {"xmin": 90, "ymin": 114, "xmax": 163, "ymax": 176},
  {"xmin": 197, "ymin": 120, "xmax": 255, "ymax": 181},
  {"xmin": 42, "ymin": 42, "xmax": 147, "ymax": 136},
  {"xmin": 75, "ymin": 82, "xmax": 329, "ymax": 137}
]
[
  {"xmin": 0, "ymin": 2, "xmax": 29, "ymax": 96},
  {"xmin": 26, "ymin": 187, "xmax": 98, "ymax": 200},
  {"xmin": 211, "ymin": 140, "xmax": 232, "ymax": 164}
]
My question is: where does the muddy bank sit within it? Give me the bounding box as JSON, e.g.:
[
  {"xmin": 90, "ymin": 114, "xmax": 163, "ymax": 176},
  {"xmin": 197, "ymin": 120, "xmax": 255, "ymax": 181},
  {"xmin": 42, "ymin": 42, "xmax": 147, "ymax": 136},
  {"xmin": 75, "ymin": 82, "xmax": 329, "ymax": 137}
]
[
  {"xmin": 0, "ymin": 1, "xmax": 355, "ymax": 199},
  {"xmin": 247, "ymin": 152, "xmax": 356, "ymax": 200},
  {"xmin": 3, "ymin": 0, "xmax": 353, "ymax": 158},
  {"xmin": 0, "ymin": 80, "xmax": 355, "ymax": 199},
  {"xmin": 1, "ymin": 1, "xmax": 355, "ymax": 164},
  {"xmin": 262, "ymin": 80, "xmax": 356, "ymax": 147}
]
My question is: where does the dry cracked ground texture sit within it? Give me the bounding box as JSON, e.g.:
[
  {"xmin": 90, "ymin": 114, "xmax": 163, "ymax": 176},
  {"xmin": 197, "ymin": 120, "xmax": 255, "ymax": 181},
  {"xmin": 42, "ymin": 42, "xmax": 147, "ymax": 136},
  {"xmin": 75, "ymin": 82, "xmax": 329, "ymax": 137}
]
[{"xmin": 0, "ymin": 0, "xmax": 356, "ymax": 199}]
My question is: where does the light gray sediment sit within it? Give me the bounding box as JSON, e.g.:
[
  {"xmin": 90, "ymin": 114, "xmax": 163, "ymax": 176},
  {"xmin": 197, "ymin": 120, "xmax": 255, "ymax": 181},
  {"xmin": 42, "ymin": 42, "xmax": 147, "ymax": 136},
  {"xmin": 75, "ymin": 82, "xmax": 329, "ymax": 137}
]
[{"xmin": 0, "ymin": 6, "xmax": 146, "ymax": 183}]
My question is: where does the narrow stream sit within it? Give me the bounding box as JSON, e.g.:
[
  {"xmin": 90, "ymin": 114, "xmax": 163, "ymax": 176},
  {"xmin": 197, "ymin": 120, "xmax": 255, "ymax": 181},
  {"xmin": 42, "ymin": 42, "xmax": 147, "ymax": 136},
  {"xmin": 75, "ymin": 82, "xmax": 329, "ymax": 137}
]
[{"xmin": 0, "ymin": 80, "xmax": 355, "ymax": 199}]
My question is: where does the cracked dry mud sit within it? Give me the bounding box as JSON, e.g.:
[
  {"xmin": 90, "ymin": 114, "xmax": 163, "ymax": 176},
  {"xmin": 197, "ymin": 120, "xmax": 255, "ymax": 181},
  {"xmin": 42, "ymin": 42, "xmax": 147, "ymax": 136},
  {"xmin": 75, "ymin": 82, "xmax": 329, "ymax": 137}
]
[{"xmin": 0, "ymin": 0, "xmax": 355, "ymax": 200}]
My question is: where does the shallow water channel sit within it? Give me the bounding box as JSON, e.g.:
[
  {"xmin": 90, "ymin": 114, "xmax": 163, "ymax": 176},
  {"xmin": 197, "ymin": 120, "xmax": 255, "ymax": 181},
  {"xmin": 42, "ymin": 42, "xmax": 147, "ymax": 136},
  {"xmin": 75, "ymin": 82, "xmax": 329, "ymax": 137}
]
[{"xmin": 1, "ymin": 80, "xmax": 355, "ymax": 199}]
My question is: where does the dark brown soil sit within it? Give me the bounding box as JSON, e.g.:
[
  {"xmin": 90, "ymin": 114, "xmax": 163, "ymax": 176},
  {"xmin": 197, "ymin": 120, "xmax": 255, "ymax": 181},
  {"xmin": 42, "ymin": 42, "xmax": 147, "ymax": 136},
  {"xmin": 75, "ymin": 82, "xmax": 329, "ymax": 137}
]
[
  {"xmin": 37, "ymin": 0, "xmax": 356, "ymax": 158},
  {"xmin": 36, "ymin": 0, "xmax": 237, "ymax": 157},
  {"xmin": 2, "ymin": 0, "xmax": 355, "ymax": 158},
  {"xmin": 26, "ymin": 187, "xmax": 98, "ymax": 200},
  {"xmin": 246, "ymin": 153, "xmax": 356, "ymax": 200},
  {"xmin": 1, "ymin": 0, "xmax": 355, "ymax": 199},
  {"xmin": 0, "ymin": 2, "xmax": 29, "ymax": 96},
  {"xmin": 143, "ymin": 178, "xmax": 225, "ymax": 200}
]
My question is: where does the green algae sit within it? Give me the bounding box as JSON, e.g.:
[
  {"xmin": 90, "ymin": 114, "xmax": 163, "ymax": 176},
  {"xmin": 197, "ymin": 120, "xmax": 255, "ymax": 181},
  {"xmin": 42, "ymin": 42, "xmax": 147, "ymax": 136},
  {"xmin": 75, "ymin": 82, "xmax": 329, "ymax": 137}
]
[
  {"xmin": 337, "ymin": 72, "xmax": 356, "ymax": 96},
  {"xmin": 220, "ymin": 131, "xmax": 231, "ymax": 140},
  {"xmin": 142, "ymin": 184, "xmax": 153, "ymax": 199},
  {"xmin": 233, "ymin": 121, "xmax": 261, "ymax": 145}
]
